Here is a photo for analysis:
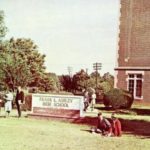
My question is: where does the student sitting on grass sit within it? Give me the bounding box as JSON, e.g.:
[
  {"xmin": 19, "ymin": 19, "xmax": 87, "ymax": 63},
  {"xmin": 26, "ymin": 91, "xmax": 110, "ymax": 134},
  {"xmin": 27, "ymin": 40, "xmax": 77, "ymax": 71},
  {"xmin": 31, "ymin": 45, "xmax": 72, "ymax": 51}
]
[
  {"xmin": 91, "ymin": 112, "xmax": 112, "ymax": 137},
  {"xmin": 111, "ymin": 113, "xmax": 122, "ymax": 137}
]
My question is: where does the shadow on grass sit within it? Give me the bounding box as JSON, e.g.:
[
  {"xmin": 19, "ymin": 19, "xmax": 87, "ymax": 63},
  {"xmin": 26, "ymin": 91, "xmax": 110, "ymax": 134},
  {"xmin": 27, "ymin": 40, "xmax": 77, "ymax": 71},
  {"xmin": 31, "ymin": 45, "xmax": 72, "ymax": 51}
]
[
  {"xmin": 94, "ymin": 106, "xmax": 114, "ymax": 111},
  {"xmin": 130, "ymin": 108, "xmax": 150, "ymax": 115},
  {"xmin": 80, "ymin": 129, "xmax": 92, "ymax": 133},
  {"xmin": 120, "ymin": 118, "xmax": 150, "ymax": 138},
  {"xmin": 95, "ymin": 106, "xmax": 150, "ymax": 116},
  {"xmin": 72, "ymin": 116, "xmax": 150, "ymax": 138},
  {"xmin": 72, "ymin": 116, "xmax": 98, "ymax": 126}
]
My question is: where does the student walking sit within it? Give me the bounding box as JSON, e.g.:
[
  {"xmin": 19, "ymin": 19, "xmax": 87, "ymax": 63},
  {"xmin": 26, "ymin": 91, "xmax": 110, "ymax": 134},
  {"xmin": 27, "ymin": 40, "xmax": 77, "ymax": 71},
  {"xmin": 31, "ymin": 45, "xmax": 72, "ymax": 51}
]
[
  {"xmin": 15, "ymin": 86, "xmax": 24, "ymax": 117},
  {"xmin": 83, "ymin": 90, "xmax": 89, "ymax": 111},
  {"xmin": 90, "ymin": 92, "xmax": 96, "ymax": 111},
  {"xmin": 4, "ymin": 89, "xmax": 14, "ymax": 117}
]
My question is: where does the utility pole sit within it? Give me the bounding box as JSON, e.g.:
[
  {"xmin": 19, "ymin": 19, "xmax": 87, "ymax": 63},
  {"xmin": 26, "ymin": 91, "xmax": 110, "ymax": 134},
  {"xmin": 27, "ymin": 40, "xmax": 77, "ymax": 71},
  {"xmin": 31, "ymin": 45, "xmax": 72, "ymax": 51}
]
[
  {"xmin": 67, "ymin": 66, "xmax": 73, "ymax": 78},
  {"xmin": 86, "ymin": 68, "xmax": 88, "ymax": 74},
  {"xmin": 67, "ymin": 66, "xmax": 73, "ymax": 92},
  {"xmin": 93, "ymin": 62, "xmax": 102, "ymax": 88}
]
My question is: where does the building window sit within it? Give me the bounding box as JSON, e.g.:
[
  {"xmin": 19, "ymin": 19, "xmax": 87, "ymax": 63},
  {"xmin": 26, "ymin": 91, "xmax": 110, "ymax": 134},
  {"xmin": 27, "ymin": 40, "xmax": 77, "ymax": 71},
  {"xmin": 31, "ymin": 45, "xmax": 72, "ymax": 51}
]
[
  {"xmin": 136, "ymin": 80, "xmax": 142, "ymax": 97},
  {"xmin": 127, "ymin": 74, "xmax": 143, "ymax": 99}
]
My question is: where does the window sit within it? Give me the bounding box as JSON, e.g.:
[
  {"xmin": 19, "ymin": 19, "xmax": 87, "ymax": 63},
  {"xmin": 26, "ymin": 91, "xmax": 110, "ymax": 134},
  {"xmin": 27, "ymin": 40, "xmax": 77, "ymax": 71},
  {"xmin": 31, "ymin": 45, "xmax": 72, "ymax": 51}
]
[
  {"xmin": 136, "ymin": 80, "xmax": 142, "ymax": 97},
  {"xmin": 127, "ymin": 74, "xmax": 143, "ymax": 99},
  {"xmin": 128, "ymin": 80, "xmax": 134, "ymax": 95}
]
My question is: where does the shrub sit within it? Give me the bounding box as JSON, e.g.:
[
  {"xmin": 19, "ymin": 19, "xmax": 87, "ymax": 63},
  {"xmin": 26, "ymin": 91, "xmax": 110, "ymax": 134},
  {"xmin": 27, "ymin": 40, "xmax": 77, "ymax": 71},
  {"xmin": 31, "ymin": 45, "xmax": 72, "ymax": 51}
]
[
  {"xmin": 21, "ymin": 94, "xmax": 32, "ymax": 111},
  {"xmin": 103, "ymin": 88, "xmax": 134, "ymax": 109}
]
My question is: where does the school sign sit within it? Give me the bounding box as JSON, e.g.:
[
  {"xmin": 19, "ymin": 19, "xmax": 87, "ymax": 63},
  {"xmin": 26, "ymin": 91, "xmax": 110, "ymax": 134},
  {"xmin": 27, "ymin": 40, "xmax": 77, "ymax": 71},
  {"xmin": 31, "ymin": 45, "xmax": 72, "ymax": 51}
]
[{"xmin": 30, "ymin": 94, "xmax": 84, "ymax": 118}]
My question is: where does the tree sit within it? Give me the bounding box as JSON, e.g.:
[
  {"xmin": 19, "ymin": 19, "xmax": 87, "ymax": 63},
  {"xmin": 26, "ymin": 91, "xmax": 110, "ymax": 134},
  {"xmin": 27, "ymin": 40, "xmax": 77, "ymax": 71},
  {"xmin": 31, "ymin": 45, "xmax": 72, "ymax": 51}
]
[
  {"xmin": 72, "ymin": 69, "xmax": 89, "ymax": 91},
  {"xmin": 50, "ymin": 73, "xmax": 61, "ymax": 92},
  {"xmin": 0, "ymin": 38, "xmax": 46, "ymax": 90},
  {"xmin": 102, "ymin": 72, "xmax": 114, "ymax": 87},
  {"xmin": 101, "ymin": 72, "xmax": 114, "ymax": 92},
  {"xmin": 59, "ymin": 75, "xmax": 72, "ymax": 92},
  {"xmin": 89, "ymin": 71, "xmax": 103, "ymax": 89},
  {"xmin": 0, "ymin": 11, "xmax": 7, "ymax": 40},
  {"xmin": 38, "ymin": 73, "xmax": 60, "ymax": 92}
]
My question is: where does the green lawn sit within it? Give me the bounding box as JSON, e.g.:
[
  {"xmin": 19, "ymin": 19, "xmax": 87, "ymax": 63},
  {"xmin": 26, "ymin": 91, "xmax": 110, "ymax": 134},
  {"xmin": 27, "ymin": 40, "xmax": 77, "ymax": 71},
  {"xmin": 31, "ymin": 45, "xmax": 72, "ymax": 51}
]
[{"xmin": 0, "ymin": 103, "xmax": 150, "ymax": 150}]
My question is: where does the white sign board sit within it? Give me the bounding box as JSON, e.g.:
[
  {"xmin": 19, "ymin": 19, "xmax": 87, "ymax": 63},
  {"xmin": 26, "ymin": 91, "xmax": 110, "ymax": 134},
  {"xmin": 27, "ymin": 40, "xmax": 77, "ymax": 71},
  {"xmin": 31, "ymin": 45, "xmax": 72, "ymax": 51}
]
[{"xmin": 32, "ymin": 94, "xmax": 84, "ymax": 118}]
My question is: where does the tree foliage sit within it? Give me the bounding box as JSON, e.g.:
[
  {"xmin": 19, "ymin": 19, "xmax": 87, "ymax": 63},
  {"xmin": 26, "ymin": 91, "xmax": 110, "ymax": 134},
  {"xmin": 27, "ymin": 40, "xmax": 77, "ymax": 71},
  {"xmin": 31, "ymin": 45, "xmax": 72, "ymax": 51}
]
[
  {"xmin": 59, "ymin": 75, "xmax": 72, "ymax": 92},
  {"xmin": 60, "ymin": 69, "xmax": 114, "ymax": 97},
  {"xmin": 40, "ymin": 73, "xmax": 60, "ymax": 92},
  {"xmin": 103, "ymin": 88, "xmax": 134, "ymax": 109},
  {"xmin": 102, "ymin": 72, "xmax": 114, "ymax": 88},
  {"xmin": 72, "ymin": 69, "xmax": 89, "ymax": 91},
  {"xmin": 0, "ymin": 38, "xmax": 46, "ymax": 90},
  {"xmin": 0, "ymin": 11, "xmax": 7, "ymax": 40}
]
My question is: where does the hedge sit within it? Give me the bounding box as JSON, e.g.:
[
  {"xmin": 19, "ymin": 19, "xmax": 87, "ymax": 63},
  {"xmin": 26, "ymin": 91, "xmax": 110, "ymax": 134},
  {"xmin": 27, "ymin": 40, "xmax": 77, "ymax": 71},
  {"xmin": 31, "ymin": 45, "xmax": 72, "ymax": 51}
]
[{"xmin": 103, "ymin": 88, "xmax": 134, "ymax": 109}]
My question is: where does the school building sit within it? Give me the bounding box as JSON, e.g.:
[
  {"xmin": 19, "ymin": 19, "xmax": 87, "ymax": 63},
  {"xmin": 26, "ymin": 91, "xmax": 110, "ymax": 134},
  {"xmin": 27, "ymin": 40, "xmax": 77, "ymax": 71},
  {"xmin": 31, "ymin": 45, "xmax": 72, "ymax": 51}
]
[{"xmin": 115, "ymin": 0, "xmax": 150, "ymax": 101}]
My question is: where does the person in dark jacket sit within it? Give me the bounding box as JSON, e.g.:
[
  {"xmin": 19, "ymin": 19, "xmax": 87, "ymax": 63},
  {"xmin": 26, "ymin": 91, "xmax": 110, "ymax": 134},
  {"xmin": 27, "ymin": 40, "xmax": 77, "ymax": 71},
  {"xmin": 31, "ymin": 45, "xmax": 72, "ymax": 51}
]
[
  {"xmin": 97, "ymin": 112, "xmax": 112, "ymax": 136},
  {"xmin": 15, "ymin": 86, "xmax": 24, "ymax": 117},
  {"xmin": 83, "ymin": 89, "xmax": 89, "ymax": 111},
  {"xmin": 91, "ymin": 112, "xmax": 112, "ymax": 136}
]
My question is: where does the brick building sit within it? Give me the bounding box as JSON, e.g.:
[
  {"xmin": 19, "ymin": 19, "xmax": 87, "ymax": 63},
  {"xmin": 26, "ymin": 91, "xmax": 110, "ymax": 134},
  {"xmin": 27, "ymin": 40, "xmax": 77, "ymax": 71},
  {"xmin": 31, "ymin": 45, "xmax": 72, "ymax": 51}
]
[{"xmin": 115, "ymin": 0, "xmax": 150, "ymax": 101}]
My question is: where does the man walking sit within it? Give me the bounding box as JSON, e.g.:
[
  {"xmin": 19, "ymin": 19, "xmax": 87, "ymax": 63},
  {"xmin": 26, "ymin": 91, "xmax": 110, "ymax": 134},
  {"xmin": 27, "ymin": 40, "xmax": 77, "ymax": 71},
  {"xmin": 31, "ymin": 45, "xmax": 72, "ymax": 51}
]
[{"xmin": 15, "ymin": 86, "xmax": 24, "ymax": 117}]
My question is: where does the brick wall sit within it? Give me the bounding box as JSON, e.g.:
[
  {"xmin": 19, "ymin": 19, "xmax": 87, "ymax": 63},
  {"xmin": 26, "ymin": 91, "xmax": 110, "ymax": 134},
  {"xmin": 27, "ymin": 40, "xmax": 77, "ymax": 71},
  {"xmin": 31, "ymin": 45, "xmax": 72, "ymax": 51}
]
[
  {"xmin": 116, "ymin": 70, "xmax": 127, "ymax": 89},
  {"xmin": 118, "ymin": 0, "xmax": 150, "ymax": 67},
  {"xmin": 143, "ymin": 71, "xmax": 150, "ymax": 101},
  {"xmin": 116, "ymin": 0, "xmax": 150, "ymax": 102}
]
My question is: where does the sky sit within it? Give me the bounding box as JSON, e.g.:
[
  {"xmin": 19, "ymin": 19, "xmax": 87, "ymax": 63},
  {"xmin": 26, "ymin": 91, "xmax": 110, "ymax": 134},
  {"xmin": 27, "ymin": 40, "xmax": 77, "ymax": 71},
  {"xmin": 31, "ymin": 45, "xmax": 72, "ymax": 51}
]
[{"xmin": 0, "ymin": 0, "xmax": 120, "ymax": 76}]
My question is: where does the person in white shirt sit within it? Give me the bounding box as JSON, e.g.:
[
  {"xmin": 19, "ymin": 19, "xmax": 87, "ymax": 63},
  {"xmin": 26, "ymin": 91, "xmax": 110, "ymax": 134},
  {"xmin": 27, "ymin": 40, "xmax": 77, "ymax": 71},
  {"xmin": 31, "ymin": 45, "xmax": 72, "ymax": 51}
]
[
  {"xmin": 4, "ymin": 89, "xmax": 14, "ymax": 117},
  {"xmin": 90, "ymin": 92, "xmax": 96, "ymax": 111}
]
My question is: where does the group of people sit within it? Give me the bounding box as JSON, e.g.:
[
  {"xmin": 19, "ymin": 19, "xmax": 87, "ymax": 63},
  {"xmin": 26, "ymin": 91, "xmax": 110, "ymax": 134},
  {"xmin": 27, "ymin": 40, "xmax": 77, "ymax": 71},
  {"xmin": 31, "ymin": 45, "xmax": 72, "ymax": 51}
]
[
  {"xmin": 83, "ymin": 89, "xmax": 96, "ymax": 111},
  {"xmin": 3, "ymin": 86, "xmax": 24, "ymax": 117},
  {"xmin": 3, "ymin": 87, "xmax": 122, "ymax": 137},
  {"xmin": 91, "ymin": 112, "xmax": 122, "ymax": 137}
]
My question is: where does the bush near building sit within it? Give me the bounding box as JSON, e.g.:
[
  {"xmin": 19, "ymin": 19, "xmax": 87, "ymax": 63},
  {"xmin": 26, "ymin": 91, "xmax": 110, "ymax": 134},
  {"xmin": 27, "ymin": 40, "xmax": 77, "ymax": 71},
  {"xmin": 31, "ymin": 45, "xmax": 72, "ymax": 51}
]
[{"xmin": 103, "ymin": 88, "xmax": 134, "ymax": 109}]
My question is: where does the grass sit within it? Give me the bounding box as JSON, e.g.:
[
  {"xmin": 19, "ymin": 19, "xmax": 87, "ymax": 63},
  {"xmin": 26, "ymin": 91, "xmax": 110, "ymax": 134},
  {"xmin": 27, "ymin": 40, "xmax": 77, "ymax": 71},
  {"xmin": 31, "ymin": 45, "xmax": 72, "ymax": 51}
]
[{"xmin": 0, "ymin": 103, "xmax": 150, "ymax": 150}]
